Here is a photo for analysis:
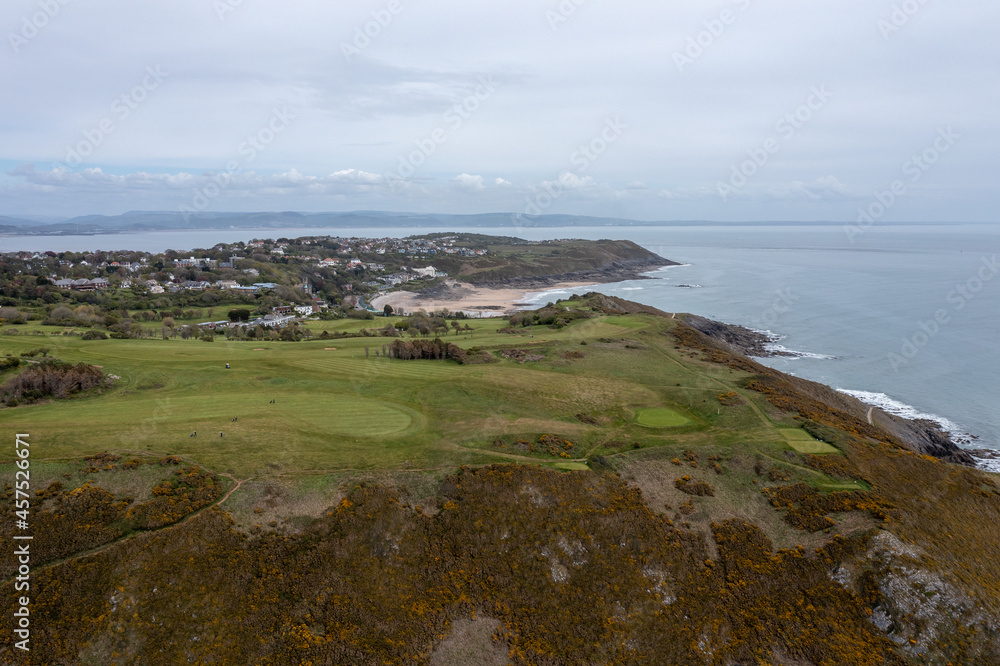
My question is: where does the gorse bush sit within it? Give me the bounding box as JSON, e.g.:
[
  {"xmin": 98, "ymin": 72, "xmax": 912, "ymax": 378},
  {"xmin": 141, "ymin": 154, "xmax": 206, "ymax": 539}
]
[{"xmin": 0, "ymin": 465, "xmax": 907, "ymax": 665}]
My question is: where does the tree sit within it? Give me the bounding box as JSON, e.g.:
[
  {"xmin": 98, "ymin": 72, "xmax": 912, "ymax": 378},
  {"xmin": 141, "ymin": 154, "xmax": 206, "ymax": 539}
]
[
  {"xmin": 383, "ymin": 304, "xmax": 394, "ymax": 317},
  {"xmin": 228, "ymin": 308, "xmax": 252, "ymax": 322}
]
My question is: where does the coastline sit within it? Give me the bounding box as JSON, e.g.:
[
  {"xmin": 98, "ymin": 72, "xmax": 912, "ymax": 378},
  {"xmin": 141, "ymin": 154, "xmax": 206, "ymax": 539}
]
[
  {"xmin": 368, "ymin": 260, "xmax": 680, "ymax": 317},
  {"xmin": 377, "ymin": 261, "xmax": 997, "ymax": 473},
  {"xmin": 369, "ymin": 279, "xmax": 598, "ymax": 316},
  {"xmin": 676, "ymin": 313, "xmax": 993, "ymax": 471},
  {"xmin": 835, "ymin": 388, "xmax": 1000, "ymax": 474}
]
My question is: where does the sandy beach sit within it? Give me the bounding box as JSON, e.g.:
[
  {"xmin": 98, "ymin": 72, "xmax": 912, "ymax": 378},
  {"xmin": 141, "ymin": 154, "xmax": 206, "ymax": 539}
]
[{"xmin": 369, "ymin": 280, "xmax": 597, "ymax": 317}]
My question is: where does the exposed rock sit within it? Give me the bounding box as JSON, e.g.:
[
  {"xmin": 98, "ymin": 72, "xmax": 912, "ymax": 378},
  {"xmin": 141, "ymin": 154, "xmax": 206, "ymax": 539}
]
[
  {"xmin": 851, "ymin": 532, "xmax": 999, "ymax": 659},
  {"xmin": 681, "ymin": 313, "xmax": 795, "ymax": 358}
]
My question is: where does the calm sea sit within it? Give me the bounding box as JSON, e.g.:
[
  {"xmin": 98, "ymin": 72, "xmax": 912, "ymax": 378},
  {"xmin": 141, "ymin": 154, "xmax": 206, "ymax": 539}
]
[{"xmin": 2, "ymin": 223, "xmax": 998, "ymax": 463}]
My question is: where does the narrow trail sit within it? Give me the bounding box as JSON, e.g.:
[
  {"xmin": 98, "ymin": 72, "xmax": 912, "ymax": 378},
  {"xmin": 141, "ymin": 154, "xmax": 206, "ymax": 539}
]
[
  {"xmin": 646, "ymin": 328, "xmax": 773, "ymax": 430},
  {"xmin": 217, "ymin": 473, "xmax": 249, "ymax": 505},
  {"xmin": 1, "ymin": 470, "xmax": 249, "ymax": 586}
]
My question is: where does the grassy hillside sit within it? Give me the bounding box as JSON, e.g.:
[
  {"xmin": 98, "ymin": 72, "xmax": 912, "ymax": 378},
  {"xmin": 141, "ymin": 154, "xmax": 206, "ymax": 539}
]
[
  {"xmin": 0, "ymin": 294, "xmax": 997, "ymax": 664},
  {"xmin": 0, "ymin": 303, "xmax": 794, "ymax": 478}
]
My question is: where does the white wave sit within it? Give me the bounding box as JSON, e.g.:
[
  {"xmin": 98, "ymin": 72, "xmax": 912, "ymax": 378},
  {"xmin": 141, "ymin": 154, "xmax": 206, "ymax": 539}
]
[
  {"xmin": 975, "ymin": 455, "xmax": 1000, "ymax": 474},
  {"xmin": 518, "ymin": 292, "xmax": 549, "ymax": 304},
  {"xmin": 836, "ymin": 390, "xmax": 960, "ymax": 430},
  {"xmin": 837, "ymin": 390, "xmax": 1000, "ymax": 472},
  {"xmin": 639, "ymin": 264, "xmax": 692, "ymax": 279},
  {"xmin": 763, "ymin": 343, "xmax": 836, "ymax": 360},
  {"xmin": 836, "ymin": 389, "xmax": 984, "ymax": 452},
  {"xmin": 749, "ymin": 328, "xmax": 835, "ymax": 360},
  {"xmin": 515, "ymin": 287, "xmax": 586, "ymax": 308},
  {"xmin": 620, "ymin": 287, "xmax": 644, "ymax": 291},
  {"xmin": 751, "ymin": 327, "xmax": 779, "ymax": 338}
]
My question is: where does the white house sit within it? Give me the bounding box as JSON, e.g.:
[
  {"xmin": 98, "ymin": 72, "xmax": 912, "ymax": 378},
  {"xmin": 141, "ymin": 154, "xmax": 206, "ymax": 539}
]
[
  {"xmin": 411, "ymin": 266, "xmax": 438, "ymax": 278},
  {"xmin": 294, "ymin": 305, "xmax": 313, "ymax": 316}
]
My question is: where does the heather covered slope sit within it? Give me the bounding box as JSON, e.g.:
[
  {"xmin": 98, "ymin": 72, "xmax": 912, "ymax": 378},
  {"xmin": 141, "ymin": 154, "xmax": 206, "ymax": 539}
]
[{"xmin": 0, "ymin": 294, "xmax": 998, "ymax": 664}]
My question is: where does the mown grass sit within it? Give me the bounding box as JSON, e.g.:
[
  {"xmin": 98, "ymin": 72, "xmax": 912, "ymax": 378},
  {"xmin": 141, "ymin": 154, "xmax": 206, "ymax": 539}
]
[
  {"xmin": 635, "ymin": 407, "xmax": 690, "ymax": 428},
  {"xmin": 779, "ymin": 428, "xmax": 841, "ymax": 454},
  {"xmin": 0, "ymin": 312, "xmax": 842, "ymax": 486}
]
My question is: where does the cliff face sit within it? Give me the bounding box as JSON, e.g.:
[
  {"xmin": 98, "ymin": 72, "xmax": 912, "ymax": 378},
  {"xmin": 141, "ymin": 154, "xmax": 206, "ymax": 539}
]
[{"xmin": 681, "ymin": 313, "xmax": 794, "ymax": 358}]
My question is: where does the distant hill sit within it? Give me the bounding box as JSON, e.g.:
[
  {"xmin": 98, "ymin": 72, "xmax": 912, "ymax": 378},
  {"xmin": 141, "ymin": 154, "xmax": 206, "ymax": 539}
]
[
  {"xmin": 0, "ymin": 210, "xmax": 855, "ymax": 235},
  {"xmin": 2, "ymin": 210, "xmax": 661, "ymax": 234}
]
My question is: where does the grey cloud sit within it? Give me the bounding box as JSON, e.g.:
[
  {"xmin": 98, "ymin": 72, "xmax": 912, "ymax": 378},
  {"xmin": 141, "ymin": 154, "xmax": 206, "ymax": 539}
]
[{"xmin": 0, "ymin": 0, "xmax": 997, "ymax": 221}]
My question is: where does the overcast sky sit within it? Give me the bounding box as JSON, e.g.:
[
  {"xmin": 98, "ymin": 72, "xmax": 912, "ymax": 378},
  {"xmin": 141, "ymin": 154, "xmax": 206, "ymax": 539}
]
[{"xmin": 1, "ymin": 0, "xmax": 997, "ymax": 222}]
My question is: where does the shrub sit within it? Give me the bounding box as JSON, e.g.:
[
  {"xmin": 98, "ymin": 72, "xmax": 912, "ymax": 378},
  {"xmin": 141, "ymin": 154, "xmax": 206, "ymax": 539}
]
[
  {"xmin": 0, "ymin": 360, "xmax": 111, "ymax": 405},
  {"xmin": 387, "ymin": 338, "xmax": 465, "ymax": 362},
  {"xmin": 346, "ymin": 309, "xmax": 375, "ymax": 320},
  {"xmin": 0, "ymin": 307, "xmax": 26, "ymax": 324},
  {"xmin": 718, "ymin": 391, "xmax": 743, "ymax": 406},
  {"xmin": 675, "ymin": 476, "xmax": 715, "ymax": 497}
]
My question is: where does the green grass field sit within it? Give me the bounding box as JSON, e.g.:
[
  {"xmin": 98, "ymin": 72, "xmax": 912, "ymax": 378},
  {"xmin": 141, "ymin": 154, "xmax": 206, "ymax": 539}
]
[
  {"xmin": 779, "ymin": 429, "xmax": 841, "ymax": 455},
  {"xmin": 635, "ymin": 407, "xmax": 690, "ymax": 428},
  {"xmin": 0, "ymin": 311, "xmax": 853, "ymax": 494}
]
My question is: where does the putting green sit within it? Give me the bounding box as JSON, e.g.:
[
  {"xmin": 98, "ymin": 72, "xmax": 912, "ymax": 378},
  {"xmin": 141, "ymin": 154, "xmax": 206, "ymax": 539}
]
[
  {"xmin": 289, "ymin": 397, "xmax": 417, "ymax": 437},
  {"xmin": 635, "ymin": 407, "xmax": 689, "ymax": 428},
  {"xmin": 779, "ymin": 429, "xmax": 839, "ymax": 454}
]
